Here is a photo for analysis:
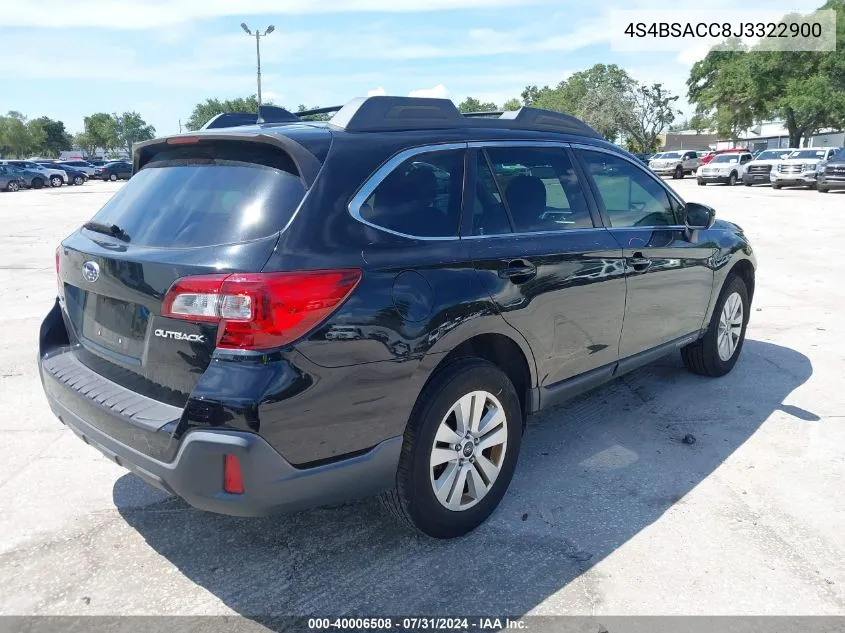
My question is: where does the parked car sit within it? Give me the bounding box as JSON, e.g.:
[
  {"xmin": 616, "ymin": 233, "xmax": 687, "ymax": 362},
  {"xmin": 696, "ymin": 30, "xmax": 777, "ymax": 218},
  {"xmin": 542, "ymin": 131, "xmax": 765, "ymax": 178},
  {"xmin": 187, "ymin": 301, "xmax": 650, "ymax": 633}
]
[
  {"xmin": 770, "ymin": 147, "xmax": 841, "ymax": 189},
  {"xmin": 0, "ymin": 160, "xmax": 67, "ymax": 187},
  {"xmin": 0, "ymin": 165, "xmax": 25, "ymax": 192},
  {"xmin": 648, "ymin": 150, "xmax": 701, "ymax": 179},
  {"xmin": 88, "ymin": 159, "xmax": 107, "ymax": 167},
  {"xmin": 1, "ymin": 164, "xmax": 44, "ymax": 189},
  {"xmin": 39, "ymin": 96, "xmax": 757, "ymax": 538},
  {"xmin": 632, "ymin": 153, "xmax": 653, "ymax": 164},
  {"xmin": 37, "ymin": 161, "xmax": 87, "ymax": 186},
  {"xmin": 95, "ymin": 161, "xmax": 132, "ymax": 181},
  {"xmin": 741, "ymin": 148, "xmax": 797, "ymax": 186},
  {"xmin": 57, "ymin": 160, "xmax": 97, "ymax": 177},
  {"xmin": 699, "ymin": 148, "xmax": 749, "ymax": 166},
  {"xmin": 817, "ymin": 148, "xmax": 845, "ymax": 193},
  {"xmin": 696, "ymin": 151, "xmax": 754, "ymax": 186}
]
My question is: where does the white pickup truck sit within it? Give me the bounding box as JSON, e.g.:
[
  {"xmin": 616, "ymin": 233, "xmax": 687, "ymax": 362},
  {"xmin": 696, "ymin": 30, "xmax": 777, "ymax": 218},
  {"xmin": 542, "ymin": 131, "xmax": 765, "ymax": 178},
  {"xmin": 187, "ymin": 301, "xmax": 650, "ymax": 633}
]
[{"xmin": 770, "ymin": 147, "xmax": 840, "ymax": 189}]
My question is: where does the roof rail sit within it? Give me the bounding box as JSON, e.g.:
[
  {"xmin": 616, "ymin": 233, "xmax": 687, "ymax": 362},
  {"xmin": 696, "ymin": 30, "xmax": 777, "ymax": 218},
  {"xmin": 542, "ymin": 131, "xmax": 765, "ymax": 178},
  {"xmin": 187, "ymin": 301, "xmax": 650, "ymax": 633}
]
[
  {"xmin": 297, "ymin": 105, "xmax": 344, "ymax": 117},
  {"xmin": 201, "ymin": 105, "xmax": 299, "ymax": 129},
  {"xmin": 197, "ymin": 97, "xmax": 603, "ymax": 138},
  {"xmin": 329, "ymin": 97, "xmax": 464, "ymax": 132},
  {"xmin": 462, "ymin": 111, "xmax": 504, "ymax": 118},
  {"xmin": 498, "ymin": 107, "xmax": 600, "ymax": 137},
  {"xmin": 327, "ymin": 97, "xmax": 602, "ymax": 137}
]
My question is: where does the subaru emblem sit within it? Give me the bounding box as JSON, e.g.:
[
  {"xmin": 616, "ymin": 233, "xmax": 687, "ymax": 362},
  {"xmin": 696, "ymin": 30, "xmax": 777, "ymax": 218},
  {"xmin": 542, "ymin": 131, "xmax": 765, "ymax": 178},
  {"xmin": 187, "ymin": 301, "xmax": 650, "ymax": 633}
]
[{"xmin": 82, "ymin": 261, "xmax": 100, "ymax": 283}]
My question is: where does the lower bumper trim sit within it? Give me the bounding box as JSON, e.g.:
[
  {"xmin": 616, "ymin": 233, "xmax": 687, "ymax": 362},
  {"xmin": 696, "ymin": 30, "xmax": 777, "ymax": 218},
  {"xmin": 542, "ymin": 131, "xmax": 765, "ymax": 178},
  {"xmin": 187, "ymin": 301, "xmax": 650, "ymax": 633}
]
[{"xmin": 50, "ymin": 393, "xmax": 402, "ymax": 517}]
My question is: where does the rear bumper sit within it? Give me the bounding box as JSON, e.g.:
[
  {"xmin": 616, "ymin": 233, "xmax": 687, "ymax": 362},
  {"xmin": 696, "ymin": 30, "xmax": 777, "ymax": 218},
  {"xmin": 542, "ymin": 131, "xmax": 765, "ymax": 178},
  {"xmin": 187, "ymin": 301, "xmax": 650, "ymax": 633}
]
[{"xmin": 39, "ymin": 348, "xmax": 401, "ymax": 516}]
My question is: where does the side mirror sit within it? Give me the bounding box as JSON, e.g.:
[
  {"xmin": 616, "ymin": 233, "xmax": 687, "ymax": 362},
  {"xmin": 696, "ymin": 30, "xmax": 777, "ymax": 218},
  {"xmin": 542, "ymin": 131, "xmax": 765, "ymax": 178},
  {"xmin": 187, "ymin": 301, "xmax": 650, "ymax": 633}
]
[{"xmin": 685, "ymin": 202, "xmax": 716, "ymax": 229}]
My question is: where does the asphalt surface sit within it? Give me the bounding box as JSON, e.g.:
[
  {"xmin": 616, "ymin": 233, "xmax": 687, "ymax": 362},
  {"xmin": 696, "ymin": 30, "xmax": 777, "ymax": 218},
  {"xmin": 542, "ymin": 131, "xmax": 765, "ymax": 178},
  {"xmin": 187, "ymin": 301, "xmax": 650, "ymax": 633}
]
[{"xmin": 0, "ymin": 178, "xmax": 843, "ymax": 619}]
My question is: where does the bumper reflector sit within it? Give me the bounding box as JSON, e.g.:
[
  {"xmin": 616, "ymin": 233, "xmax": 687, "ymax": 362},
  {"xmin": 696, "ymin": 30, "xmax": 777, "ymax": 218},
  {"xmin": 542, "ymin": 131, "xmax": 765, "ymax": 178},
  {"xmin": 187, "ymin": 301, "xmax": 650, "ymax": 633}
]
[{"xmin": 223, "ymin": 454, "xmax": 245, "ymax": 494}]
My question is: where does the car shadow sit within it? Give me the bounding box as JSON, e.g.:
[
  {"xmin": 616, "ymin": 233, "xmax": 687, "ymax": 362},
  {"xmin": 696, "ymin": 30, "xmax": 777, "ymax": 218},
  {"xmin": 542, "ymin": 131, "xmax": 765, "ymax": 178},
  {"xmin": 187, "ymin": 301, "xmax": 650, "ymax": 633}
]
[{"xmin": 114, "ymin": 339, "xmax": 813, "ymax": 619}]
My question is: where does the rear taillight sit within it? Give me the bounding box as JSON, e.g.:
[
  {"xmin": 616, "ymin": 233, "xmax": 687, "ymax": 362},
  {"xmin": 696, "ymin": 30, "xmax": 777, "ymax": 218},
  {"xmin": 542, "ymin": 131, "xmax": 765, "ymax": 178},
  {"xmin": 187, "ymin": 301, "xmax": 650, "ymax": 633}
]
[{"xmin": 161, "ymin": 269, "xmax": 362, "ymax": 350}]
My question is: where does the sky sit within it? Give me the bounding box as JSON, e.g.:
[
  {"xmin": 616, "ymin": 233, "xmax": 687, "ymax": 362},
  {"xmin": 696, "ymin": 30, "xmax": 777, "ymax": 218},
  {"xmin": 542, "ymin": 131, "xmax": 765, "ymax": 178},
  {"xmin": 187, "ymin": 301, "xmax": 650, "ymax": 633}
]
[{"xmin": 0, "ymin": 0, "xmax": 825, "ymax": 137}]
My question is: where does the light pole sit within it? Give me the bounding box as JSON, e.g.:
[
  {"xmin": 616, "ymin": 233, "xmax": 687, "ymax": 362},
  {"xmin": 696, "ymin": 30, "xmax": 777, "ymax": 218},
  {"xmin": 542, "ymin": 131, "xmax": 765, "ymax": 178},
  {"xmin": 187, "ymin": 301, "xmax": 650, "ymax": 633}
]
[{"xmin": 240, "ymin": 23, "xmax": 275, "ymax": 111}]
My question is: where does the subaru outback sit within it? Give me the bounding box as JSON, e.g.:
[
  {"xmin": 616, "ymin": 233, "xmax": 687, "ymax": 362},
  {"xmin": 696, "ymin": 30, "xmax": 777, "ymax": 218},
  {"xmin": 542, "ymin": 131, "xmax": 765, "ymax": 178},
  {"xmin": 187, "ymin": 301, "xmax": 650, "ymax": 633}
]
[{"xmin": 39, "ymin": 97, "xmax": 756, "ymax": 538}]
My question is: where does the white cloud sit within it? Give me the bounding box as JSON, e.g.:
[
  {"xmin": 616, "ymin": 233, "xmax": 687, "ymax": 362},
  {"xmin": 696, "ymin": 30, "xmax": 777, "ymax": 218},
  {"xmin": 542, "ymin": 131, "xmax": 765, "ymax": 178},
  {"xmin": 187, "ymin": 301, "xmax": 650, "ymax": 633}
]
[
  {"xmin": 1, "ymin": 0, "xmax": 551, "ymax": 30},
  {"xmin": 408, "ymin": 84, "xmax": 450, "ymax": 98},
  {"xmin": 262, "ymin": 90, "xmax": 285, "ymax": 103},
  {"xmin": 676, "ymin": 44, "xmax": 711, "ymax": 66},
  {"xmin": 367, "ymin": 87, "xmax": 387, "ymax": 97}
]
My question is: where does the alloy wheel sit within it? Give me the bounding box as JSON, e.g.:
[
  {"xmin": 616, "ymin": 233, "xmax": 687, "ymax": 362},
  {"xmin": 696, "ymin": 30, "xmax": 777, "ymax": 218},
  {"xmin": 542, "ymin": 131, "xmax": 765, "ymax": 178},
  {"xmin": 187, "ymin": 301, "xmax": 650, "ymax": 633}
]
[
  {"xmin": 717, "ymin": 292, "xmax": 743, "ymax": 361},
  {"xmin": 429, "ymin": 390, "xmax": 508, "ymax": 511}
]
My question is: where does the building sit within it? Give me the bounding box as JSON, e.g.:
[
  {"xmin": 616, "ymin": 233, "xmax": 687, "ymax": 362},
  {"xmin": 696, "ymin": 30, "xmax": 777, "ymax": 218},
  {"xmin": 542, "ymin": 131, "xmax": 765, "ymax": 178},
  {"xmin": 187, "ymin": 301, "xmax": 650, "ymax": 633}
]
[
  {"xmin": 664, "ymin": 120, "xmax": 843, "ymax": 152},
  {"xmin": 718, "ymin": 121, "xmax": 843, "ymax": 151}
]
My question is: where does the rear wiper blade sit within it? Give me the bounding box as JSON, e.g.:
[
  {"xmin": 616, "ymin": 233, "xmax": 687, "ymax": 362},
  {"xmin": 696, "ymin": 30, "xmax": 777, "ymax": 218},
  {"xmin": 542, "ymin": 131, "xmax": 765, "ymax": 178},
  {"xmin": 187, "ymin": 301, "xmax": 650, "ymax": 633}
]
[{"xmin": 82, "ymin": 221, "xmax": 130, "ymax": 242}]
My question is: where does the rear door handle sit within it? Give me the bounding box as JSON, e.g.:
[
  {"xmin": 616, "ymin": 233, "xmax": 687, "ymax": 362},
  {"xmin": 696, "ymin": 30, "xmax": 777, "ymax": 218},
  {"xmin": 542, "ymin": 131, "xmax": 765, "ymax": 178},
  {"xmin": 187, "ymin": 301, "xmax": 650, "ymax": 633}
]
[
  {"xmin": 628, "ymin": 252, "xmax": 652, "ymax": 271},
  {"xmin": 498, "ymin": 259, "xmax": 537, "ymax": 281}
]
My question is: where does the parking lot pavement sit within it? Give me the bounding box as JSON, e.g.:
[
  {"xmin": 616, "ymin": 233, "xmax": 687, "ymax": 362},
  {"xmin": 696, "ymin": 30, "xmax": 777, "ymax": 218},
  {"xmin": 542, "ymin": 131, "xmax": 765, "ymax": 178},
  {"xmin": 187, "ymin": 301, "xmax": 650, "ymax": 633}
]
[{"xmin": 0, "ymin": 179, "xmax": 843, "ymax": 618}]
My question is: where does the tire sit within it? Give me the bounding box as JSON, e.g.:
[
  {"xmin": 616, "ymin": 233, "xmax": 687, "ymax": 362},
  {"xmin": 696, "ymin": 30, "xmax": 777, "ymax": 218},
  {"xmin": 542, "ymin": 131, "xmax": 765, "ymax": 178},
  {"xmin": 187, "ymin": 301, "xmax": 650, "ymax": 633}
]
[
  {"xmin": 728, "ymin": 172, "xmax": 737, "ymax": 186},
  {"xmin": 109, "ymin": 173, "xmax": 118, "ymax": 181},
  {"xmin": 772, "ymin": 183, "xmax": 781, "ymax": 190},
  {"xmin": 743, "ymin": 181, "xmax": 752, "ymax": 187},
  {"xmin": 50, "ymin": 176, "xmax": 62, "ymax": 187},
  {"xmin": 807, "ymin": 182, "xmax": 817, "ymax": 190},
  {"xmin": 6, "ymin": 181, "xmax": 20, "ymax": 192},
  {"xmin": 681, "ymin": 274, "xmax": 750, "ymax": 378},
  {"xmin": 697, "ymin": 179, "xmax": 705, "ymax": 186},
  {"xmin": 673, "ymin": 165, "xmax": 684, "ymax": 179},
  {"xmin": 32, "ymin": 178, "xmax": 44, "ymax": 190},
  {"xmin": 73, "ymin": 175, "xmax": 84, "ymax": 186},
  {"xmin": 380, "ymin": 357, "xmax": 523, "ymax": 538},
  {"xmin": 819, "ymin": 186, "xmax": 829, "ymax": 193}
]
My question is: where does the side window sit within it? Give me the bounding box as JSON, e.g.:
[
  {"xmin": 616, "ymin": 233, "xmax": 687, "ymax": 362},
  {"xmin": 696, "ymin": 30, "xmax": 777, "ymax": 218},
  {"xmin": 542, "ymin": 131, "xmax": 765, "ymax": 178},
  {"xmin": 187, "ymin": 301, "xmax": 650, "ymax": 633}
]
[
  {"xmin": 484, "ymin": 146, "xmax": 593, "ymax": 232},
  {"xmin": 740, "ymin": 154, "xmax": 752, "ymax": 164},
  {"xmin": 578, "ymin": 150, "xmax": 677, "ymax": 227},
  {"xmin": 359, "ymin": 149, "xmax": 464, "ymax": 238},
  {"xmin": 470, "ymin": 152, "xmax": 512, "ymax": 236}
]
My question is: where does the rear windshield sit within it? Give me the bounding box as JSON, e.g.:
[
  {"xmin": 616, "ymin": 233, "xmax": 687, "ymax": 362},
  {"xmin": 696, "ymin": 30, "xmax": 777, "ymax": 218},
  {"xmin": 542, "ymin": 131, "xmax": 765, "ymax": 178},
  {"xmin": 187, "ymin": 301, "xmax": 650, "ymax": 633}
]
[{"xmin": 87, "ymin": 142, "xmax": 305, "ymax": 248}]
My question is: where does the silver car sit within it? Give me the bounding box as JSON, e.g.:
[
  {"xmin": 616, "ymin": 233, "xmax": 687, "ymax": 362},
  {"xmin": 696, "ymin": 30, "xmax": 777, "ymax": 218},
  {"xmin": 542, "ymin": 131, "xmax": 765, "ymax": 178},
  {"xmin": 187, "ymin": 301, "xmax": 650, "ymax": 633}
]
[{"xmin": 649, "ymin": 150, "xmax": 701, "ymax": 179}]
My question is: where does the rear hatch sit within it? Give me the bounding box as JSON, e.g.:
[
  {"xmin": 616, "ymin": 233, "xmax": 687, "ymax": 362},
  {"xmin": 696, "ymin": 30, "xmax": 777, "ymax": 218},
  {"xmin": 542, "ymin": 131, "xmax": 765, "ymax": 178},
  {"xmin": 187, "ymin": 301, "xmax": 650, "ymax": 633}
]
[{"xmin": 57, "ymin": 138, "xmax": 314, "ymax": 406}]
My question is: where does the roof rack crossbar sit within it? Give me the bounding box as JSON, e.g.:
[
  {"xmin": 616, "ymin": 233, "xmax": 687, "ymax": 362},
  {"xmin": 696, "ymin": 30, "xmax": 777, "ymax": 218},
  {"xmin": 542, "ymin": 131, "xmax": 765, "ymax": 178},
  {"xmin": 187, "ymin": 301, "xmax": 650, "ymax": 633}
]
[{"xmin": 296, "ymin": 105, "xmax": 344, "ymax": 117}]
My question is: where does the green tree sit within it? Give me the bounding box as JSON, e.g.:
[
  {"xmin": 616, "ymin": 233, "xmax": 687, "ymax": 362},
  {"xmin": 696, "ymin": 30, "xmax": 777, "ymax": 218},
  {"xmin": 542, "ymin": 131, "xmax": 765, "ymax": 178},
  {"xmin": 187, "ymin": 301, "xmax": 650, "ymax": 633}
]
[
  {"xmin": 185, "ymin": 95, "xmax": 270, "ymax": 130},
  {"xmin": 0, "ymin": 112, "xmax": 35, "ymax": 157},
  {"xmin": 82, "ymin": 113, "xmax": 119, "ymax": 154},
  {"xmin": 621, "ymin": 83, "xmax": 680, "ymax": 153},
  {"xmin": 689, "ymin": 113, "xmax": 713, "ymax": 133},
  {"xmin": 73, "ymin": 132, "xmax": 98, "ymax": 158},
  {"xmin": 113, "ymin": 112, "xmax": 156, "ymax": 154},
  {"xmin": 32, "ymin": 117, "xmax": 72, "ymax": 157},
  {"xmin": 688, "ymin": 1, "xmax": 845, "ymax": 147},
  {"xmin": 521, "ymin": 64, "xmax": 636, "ymax": 140},
  {"xmin": 501, "ymin": 98, "xmax": 522, "ymax": 111},
  {"xmin": 457, "ymin": 97, "xmax": 499, "ymax": 113}
]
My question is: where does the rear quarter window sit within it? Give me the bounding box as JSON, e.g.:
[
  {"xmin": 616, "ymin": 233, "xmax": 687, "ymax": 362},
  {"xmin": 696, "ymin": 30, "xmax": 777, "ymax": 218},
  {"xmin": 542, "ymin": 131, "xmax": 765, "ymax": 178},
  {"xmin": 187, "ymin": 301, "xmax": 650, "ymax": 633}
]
[{"xmin": 87, "ymin": 142, "xmax": 306, "ymax": 248}]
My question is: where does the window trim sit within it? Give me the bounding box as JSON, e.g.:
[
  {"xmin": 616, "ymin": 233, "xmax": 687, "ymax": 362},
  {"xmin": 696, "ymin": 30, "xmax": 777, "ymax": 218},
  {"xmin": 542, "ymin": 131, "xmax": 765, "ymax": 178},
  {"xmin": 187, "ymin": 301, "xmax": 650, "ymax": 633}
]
[
  {"xmin": 347, "ymin": 142, "xmax": 467, "ymax": 241},
  {"xmin": 570, "ymin": 142, "xmax": 688, "ymax": 230}
]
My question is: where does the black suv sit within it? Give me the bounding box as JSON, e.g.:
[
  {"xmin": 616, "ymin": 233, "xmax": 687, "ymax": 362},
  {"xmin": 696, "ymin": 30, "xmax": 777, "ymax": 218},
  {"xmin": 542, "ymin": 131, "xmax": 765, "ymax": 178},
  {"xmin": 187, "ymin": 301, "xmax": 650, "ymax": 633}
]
[
  {"xmin": 39, "ymin": 97, "xmax": 756, "ymax": 538},
  {"xmin": 818, "ymin": 148, "xmax": 845, "ymax": 193}
]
